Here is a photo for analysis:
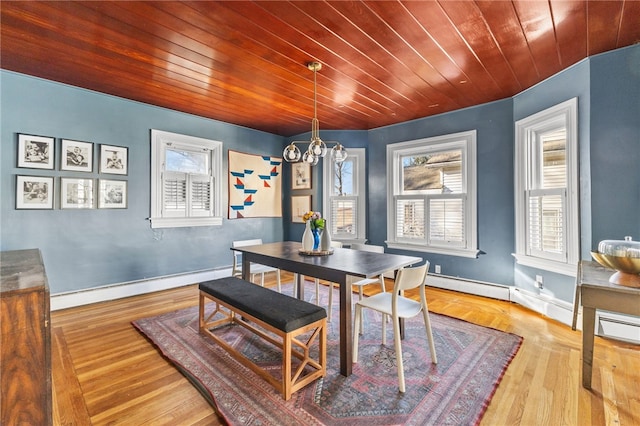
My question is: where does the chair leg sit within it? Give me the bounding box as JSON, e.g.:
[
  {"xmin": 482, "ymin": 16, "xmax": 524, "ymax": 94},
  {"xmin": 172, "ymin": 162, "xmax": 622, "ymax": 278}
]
[
  {"xmin": 276, "ymin": 269, "xmax": 282, "ymax": 293},
  {"xmin": 422, "ymin": 308, "xmax": 438, "ymax": 364},
  {"xmin": 392, "ymin": 314, "xmax": 405, "ymax": 393},
  {"xmin": 381, "ymin": 309, "xmax": 387, "ymax": 345},
  {"xmin": 358, "ymin": 287, "xmax": 365, "ymax": 335},
  {"xmin": 260, "ymin": 272, "xmax": 265, "ymax": 287},
  {"xmin": 327, "ymin": 283, "xmax": 334, "ymax": 321},
  {"xmin": 353, "ymin": 304, "xmax": 362, "ymax": 362},
  {"xmin": 314, "ymin": 278, "xmax": 320, "ymax": 304}
]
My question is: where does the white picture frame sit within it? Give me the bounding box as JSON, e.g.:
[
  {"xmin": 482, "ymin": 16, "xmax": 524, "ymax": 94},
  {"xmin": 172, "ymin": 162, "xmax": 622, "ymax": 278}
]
[
  {"xmin": 61, "ymin": 177, "xmax": 94, "ymax": 209},
  {"xmin": 61, "ymin": 139, "xmax": 94, "ymax": 172},
  {"xmin": 98, "ymin": 179, "xmax": 127, "ymax": 209},
  {"xmin": 17, "ymin": 134, "xmax": 55, "ymax": 169},
  {"xmin": 292, "ymin": 162, "xmax": 311, "ymax": 190},
  {"xmin": 100, "ymin": 144, "xmax": 128, "ymax": 175},
  {"xmin": 16, "ymin": 175, "xmax": 54, "ymax": 209},
  {"xmin": 291, "ymin": 195, "xmax": 311, "ymax": 223}
]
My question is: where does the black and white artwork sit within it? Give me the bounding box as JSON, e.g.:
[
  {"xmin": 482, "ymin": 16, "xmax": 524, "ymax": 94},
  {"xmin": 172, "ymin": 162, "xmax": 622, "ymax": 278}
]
[
  {"xmin": 16, "ymin": 175, "xmax": 54, "ymax": 209},
  {"xmin": 17, "ymin": 134, "xmax": 55, "ymax": 169},
  {"xmin": 61, "ymin": 178, "xmax": 94, "ymax": 209},
  {"xmin": 98, "ymin": 179, "xmax": 127, "ymax": 209},
  {"xmin": 61, "ymin": 139, "xmax": 93, "ymax": 172},
  {"xmin": 100, "ymin": 144, "xmax": 128, "ymax": 175}
]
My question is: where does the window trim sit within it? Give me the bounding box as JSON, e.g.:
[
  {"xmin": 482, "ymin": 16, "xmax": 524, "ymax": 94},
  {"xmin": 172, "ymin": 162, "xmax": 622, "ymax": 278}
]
[
  {"xmin": 385, "ymin": 130, "xmax": 478, "ymax": 258},
  {"xmin": 514, "ymin": 98, "xmax": 579, "ymax": 276},
  {"xmin": 150, "ymin": 129, "xmax": 223, "ymax": 229},
  {"xmin": 323, "ymin": 148, "xmax": 366, "ymax": 245}
]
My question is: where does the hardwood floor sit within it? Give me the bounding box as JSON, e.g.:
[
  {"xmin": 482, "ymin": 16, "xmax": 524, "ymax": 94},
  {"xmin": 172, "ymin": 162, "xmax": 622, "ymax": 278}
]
[{"xmin": 51, "ymin": 272, "xmax": 640, "ymax": 425}]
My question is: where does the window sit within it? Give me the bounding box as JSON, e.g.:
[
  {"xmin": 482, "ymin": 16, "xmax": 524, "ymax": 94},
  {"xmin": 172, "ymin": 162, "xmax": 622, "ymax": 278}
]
[
  {"xmin": 386, "ymin": 131, "xmax": 478, "ymax": 258},
  {"xmin": 514, "ymin": 98, "xmax": 579, "ymax": 276},
  {"xmin": 150, "ymin": 130, "xmax": 223, "ymax": 228},
  {"xmin": 323, "ymin": 148, "xmax": 366, "ymax": 245}
]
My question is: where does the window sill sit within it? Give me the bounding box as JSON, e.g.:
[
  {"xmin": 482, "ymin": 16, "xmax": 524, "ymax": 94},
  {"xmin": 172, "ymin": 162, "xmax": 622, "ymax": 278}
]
[
  {"xmin": 385, "ymin": 242, "xmax": 480, "ymax": 259},
  {"xmin": 149, "ymin": 216, "xmax": 223, "ymax": 229},
  {"xmin": 512, "ymin": 253, "xmax": 577, "ymax": 277}
]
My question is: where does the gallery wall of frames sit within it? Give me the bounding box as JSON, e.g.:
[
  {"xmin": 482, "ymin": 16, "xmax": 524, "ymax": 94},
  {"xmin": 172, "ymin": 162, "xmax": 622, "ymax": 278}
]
[{"xmin": 15, "ymin": 133, "xmax": 129, "ymax": 210}]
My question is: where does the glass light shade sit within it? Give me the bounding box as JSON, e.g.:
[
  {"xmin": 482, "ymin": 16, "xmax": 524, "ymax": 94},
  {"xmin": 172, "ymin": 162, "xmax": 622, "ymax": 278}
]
[
  {"xmin": 302, "ymin": 150, "xmax": 319, "ymax": 166},
  {"xmin": 283, "ymin": 143, "xmax": 301, "ymax": 162},
  {"xmin": 308, "ymin": 139, "xmax": 327, "ymax": 157},
  {"xmin": 331, "ymin": 143, "xmax": 348, "ymax": 162}
]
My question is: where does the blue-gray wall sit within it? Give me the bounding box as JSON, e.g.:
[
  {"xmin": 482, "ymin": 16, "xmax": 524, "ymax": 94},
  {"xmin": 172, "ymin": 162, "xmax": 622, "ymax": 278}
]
[
  {"xmin": 1, "ymin": 71, "xmax": 285, "ymax": 294},
  {"xmin": 3, "ymin": 45, "xmax": 639, "ymax": 303},
  {"xmin": 589, "ymin": 46, "xmax": 640, "ymax": 244},
  {"xmin": 367, "ymin": 99, "xmax": 515, "ymax": 286}
]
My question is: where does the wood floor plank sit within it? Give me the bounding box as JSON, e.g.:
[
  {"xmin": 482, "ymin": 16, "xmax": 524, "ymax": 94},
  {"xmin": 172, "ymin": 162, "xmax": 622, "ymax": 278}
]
[{"xmin": 50, "ymin": 273, "xmax": 640, "ymax": 426}]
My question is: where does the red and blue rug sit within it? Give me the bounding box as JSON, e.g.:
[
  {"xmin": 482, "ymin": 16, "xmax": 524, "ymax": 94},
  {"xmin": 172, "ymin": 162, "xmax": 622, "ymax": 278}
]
[{"xmin": 134, "ymin": 283, "xmax": 522, "ymax": 425}]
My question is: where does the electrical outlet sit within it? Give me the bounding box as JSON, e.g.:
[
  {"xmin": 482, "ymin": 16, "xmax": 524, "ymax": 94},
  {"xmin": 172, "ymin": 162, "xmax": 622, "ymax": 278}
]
[
  {"xmin": 535, "ymin": 275, "xmax": 544, "ymax": 289},
  {"xmin": 435, "ymin": 265, "xmax": 441, "ymax": 274}
]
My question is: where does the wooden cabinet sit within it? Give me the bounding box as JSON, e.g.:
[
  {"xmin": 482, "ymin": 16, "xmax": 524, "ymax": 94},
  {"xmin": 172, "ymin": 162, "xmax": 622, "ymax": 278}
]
[{"xmin": 1, "ymin": 249, "xmax": 52, "ymax": 425}]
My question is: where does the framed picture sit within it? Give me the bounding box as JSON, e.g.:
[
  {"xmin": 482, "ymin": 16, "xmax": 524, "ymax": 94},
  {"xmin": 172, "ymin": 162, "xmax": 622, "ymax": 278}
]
[
  {"xmin": 16, "ymin": 175, "xmax": 54, "ymax": 209},
  {"xmin": 17, "ymin": 134, "xmax": 55, "ymax": 169},
  {"xmin": 100, "ymin": 144, "xmax": 128, "ymax": 175},
  {"xmin": 291, "ymin": 195, "xmax": 311, "ymax": 223},
  {"xmin": 61, "ymin": 178, "xmax": 94, "ymax": 209},
  {"xmin": 61, "ymin": 139, "xmax": 93, "ymax": 172},
  {"xmin": 292, "ymin": 162, "xmax": 311, "ymax": 190},
  {"xmin": 98, "ymin": 179, "xmax": 127, "ymax": 209}
]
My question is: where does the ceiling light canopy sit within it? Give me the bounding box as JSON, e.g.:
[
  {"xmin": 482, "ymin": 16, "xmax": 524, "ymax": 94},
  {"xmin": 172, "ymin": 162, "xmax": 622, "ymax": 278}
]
[{"xmin": 283, "ymin": 62, "xmax": 347, "ymax": 166}]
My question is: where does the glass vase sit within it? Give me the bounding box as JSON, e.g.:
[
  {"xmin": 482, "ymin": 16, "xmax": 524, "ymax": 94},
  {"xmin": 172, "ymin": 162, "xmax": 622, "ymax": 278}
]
[{"xmin": 312, "ymin": 228, "xmax": 321, "ymax": 251}]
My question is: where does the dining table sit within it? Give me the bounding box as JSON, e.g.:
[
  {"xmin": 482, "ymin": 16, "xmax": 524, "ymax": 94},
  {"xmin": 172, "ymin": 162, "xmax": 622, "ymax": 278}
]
[{"xmin": 233, "ymin": 240, "xmax": 423, "ymax": 377}]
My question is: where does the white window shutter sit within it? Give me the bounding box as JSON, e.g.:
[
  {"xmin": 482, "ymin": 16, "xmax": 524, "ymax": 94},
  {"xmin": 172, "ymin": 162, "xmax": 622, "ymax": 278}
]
[
  {"xmin": 163, "ymin": 172, "xmax": 187, "ymax": 217},
  {"xmin": 394, "ymin": 196, "xmax": 426, "ymax": 242},
  {"xmin": 526, "ymin": 188, "xmax": 566, "ymax": 261},
  {"xmin": 330, "ymin": 196, "xmax": 357, "ymax": 237},
  {"xmin": 190, "ymin": 174, "xmax": 213, "ymax": 217},
  {"xmin": 428, "ymin": 195, "xmax": 465, "ymax": 246}
]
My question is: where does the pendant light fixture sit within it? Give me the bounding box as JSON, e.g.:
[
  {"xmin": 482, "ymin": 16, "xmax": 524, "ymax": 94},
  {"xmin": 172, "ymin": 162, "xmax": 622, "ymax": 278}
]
[{"xmin": 283, "ymin": 61, "xmax": 347, "ymax": 165}]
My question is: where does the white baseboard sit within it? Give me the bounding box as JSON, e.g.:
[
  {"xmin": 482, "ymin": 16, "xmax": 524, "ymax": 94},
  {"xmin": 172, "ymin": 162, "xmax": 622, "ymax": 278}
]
[
  {"xmin": 441, "ymin": 278, "xmax": 640, "ymax": 344},
  {"xmin": 427, "ymin": 274, "xmax": 511, "ymax": 301},
  {"xmin": 50, "ymin": 268, "xmax": 640, "ymax": 344},
  {"xmin": 509, "ymin": 287, "xmax": 575, "ymax": 327},
  {"xmin": 50, "ymin": 268, "xmax": 232, "ymax": 311}
]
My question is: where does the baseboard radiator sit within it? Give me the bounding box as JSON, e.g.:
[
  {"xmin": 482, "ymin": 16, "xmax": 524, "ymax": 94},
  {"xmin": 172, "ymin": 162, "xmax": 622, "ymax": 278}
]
[{"xmin": 51, "ymin": 269, "xmax": 640, "ymax": 344}]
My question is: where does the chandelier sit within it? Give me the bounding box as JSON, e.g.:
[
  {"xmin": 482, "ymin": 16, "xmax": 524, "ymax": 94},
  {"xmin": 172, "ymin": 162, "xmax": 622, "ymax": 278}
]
[{"xmin": 283, "ymin": 62, "xmax": 347, "ymax": 166}]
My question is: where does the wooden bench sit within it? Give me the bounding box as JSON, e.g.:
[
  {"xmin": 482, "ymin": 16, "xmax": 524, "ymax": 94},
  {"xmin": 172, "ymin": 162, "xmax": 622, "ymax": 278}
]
[{"xmin": 198, "ymin": 277, "xmax": 327, "ymax": 400}]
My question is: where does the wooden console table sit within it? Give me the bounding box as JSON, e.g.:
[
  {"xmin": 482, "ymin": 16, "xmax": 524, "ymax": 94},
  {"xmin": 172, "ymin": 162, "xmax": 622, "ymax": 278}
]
[
  {"xmin": 1, "ymin": 249, "xmax": 52, "ymax": 425},
  {"xmin": 572, "ymin": 260, "xmax": 640, "ymax": 389}
]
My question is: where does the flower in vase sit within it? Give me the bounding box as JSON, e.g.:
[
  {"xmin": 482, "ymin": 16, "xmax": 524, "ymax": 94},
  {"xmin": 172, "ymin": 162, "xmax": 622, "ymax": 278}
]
[{"xmin": 302, "ymin": 211, "xmax": 325, "ymax": 231}]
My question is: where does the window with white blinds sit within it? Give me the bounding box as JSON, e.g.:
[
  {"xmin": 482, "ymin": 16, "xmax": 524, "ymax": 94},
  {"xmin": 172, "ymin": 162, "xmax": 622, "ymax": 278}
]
[
  {"xmin": 150, "ymin": 130, "xmax": 223, "ymax": 228},
  {"xmin": 386, "ymin": 131, "xmax": 478, "ymax": 258},
  {"xmin": 323, "ymin": 148, "xmax": 366, "ymax": 244},
  {"xmin": 514, "ymin": 98, "xmax": 579, "ymax": 276}
]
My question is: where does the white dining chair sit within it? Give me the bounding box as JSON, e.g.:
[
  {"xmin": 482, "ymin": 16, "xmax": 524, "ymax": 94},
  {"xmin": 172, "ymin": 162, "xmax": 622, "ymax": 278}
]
[
  {"xmin": 311, "ymin": 241, "xmax": 343, "ymax": 306},
  {"xmin": 232, "ymin": 239, "xmax": 282, "ymax": 292},
  {"xmin": 353, "ymin": 262, "xmax": 437, "ymax": 393},
  {"xmin": 333, "ymin": 243, "xmax": 388, "ymax": 331}
]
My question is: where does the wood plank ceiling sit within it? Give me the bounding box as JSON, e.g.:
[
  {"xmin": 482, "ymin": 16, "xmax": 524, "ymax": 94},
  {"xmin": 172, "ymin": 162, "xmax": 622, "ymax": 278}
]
[{"xmin": 1, "ymin": 1, "xmax": 639, "ymax": 137}]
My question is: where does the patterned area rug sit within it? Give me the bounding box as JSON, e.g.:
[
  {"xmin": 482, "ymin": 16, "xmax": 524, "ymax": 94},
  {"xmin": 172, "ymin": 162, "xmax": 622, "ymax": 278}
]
[{"xmin": 133, "ymin": 283, "xmax": 522, "ymax": 425}]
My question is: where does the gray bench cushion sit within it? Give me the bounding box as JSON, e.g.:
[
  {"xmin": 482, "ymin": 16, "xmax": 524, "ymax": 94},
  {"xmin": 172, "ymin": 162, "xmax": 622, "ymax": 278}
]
[{"xmin": 199, "ymin": 277, "xmax": 326, "ymax": 332}]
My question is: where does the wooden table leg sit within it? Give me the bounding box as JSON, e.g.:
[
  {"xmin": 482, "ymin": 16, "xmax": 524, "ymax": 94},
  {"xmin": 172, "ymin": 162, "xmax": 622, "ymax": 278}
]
[
  {"xmin": 338, "ymin": 276, "xmax": 352, "ymax": 377},
  {"xmin": 296, "ymin": 273, "xmax": 305, "ymax": 300},
  {"xmin": 571, "ymin": 284, "xmax": 581, "ymax": 330},
  {"xmin": 582, "ymin": 306, "xmax": 596, "ymax": 389}
]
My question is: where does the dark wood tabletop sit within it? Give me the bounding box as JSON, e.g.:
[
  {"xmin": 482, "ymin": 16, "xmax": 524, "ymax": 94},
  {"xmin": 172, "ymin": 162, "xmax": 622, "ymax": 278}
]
[{"xmin": 234, "ymin": 241, "xmax": 423, "ymax": 376}]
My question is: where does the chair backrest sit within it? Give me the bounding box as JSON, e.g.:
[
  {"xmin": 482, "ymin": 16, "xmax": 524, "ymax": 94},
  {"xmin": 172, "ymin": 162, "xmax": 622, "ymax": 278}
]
[
  {"xmin": 232, "ymin": 239, "xmax": 264, "ymax": 274},
  {"xmin": 350, "ymin": 243, "xmax": 384, "ymax": 253},
  {"xmin": 232, "ymin": 239, "xmax": 263, "ymax": 249},
  {"xmin": 393, "ymin": 262, "xmax": 430, "ymax": 292}
]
